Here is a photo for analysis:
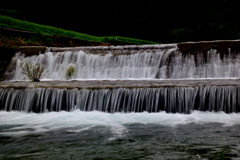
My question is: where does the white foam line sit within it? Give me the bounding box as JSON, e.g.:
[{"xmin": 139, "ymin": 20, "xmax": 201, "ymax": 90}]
[{"xmin": 0, "ymin": 111, "xmax": 239, "ymax": 136}]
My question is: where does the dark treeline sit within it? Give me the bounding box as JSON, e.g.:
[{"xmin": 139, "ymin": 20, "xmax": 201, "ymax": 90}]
[{"xmin": 1, "ymin": 0, "xmax": 240, "ymax": 43}]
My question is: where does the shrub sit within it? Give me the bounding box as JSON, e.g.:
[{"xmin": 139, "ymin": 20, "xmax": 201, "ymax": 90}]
[
  {"xmin": 65, "ymin": 65, "xmax": 75, "ymax": 79},
  {"xmin": 19, "ymin": 61, "xmax": 47, "ymax": 82}
]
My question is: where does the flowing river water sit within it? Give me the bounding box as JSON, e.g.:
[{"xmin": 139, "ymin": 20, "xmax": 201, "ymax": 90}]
[
  {"xmin": 1, "ymin": 44, "xmax": 240, "ymax": 159},
  {"xmin": 1, "ymin": 111, "xmax": 240, "ymax": 159}
]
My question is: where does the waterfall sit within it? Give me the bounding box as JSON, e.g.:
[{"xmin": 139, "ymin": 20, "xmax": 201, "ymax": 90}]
[
  {"xmin": 1, "ymin": 44, "xmax": 240, "ymax": 160},
  {"xmin": 2, "ymin": 44, "xmax": 240, "ymax": 114},
  {"xmin": 5, "ymin": 44, "xmax": 240, "ymax": 80},
  {"xmin": 1, "ymin": 86, "xmax": 239, "ymax": 113}
]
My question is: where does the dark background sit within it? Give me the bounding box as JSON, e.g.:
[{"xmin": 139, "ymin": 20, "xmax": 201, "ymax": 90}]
[{"xmin": 1, "ymin": 0, "xmax": 240, "ymax": 43}]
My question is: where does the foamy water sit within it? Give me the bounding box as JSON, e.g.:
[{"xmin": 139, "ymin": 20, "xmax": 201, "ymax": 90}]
[{"xmin": 1, "ymin": 111, "xmax": 239, "ymax": 137}]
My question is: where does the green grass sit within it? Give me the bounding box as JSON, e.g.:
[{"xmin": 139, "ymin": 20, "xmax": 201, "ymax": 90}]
[
  {"xmin": 0, "ymin": 15, "xmax": 160, "ymax": 45},
  {"xmin": 0, "ymin": 15, "xmax": 100, "ymax": 41}
]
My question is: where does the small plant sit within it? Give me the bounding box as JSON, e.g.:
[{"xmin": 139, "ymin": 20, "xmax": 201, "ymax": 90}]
[
  {"xmin": 19, "ymin": 61, "xmax": 47, "ymax": 82},
  {"xmin": 65, "ymin": 65, "xmax": 75, "ymax": 79}
]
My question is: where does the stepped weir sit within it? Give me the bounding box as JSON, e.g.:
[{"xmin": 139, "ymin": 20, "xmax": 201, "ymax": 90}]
[
  {"xmin": 1, "ymin": 41, "xmax": 240, "ymax": 159},
  {"xmin": 1, "ymin": 41, "xmax": 240, "ymax": 113}
]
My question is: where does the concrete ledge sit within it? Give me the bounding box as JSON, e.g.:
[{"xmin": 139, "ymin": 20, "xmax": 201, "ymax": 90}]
[
  {"xmin": 49, "ymin": 44, "xmax": 177, "ymax": 52},
  {"xmin": 178, "ymin": 40, "xmax": 240, "ymax": 55},
  {"xmin": 1, "ymin": 79, "xmax": 239, "ymax": 89},
  {"xmin": 18, "ymin": 46, "xmax": 48, "ymax": 56},
  {"xmin": 16, "ymin": 40, "xmax": 240, "ymax": 55}
]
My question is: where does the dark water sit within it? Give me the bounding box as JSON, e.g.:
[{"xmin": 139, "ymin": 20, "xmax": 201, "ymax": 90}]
[{"xmin": 1, "ymin": 121, "xmax": 240, "ymax": 159}]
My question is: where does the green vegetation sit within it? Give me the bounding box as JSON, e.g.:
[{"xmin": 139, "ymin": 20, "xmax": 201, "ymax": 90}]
[
  {"xmin": 65, "ymin": 65, "xmax": 75, "ymax": 79},
  {"xmin": 0, "ymin": 15, "xmax": 159, "ymax": 45},
  {"xmin": 19, "ymin": 61, "xmax": 47, "ymax": 82},
  {"xmin": 0, "ymin": 35, "xmax": 45, "ymax": 49},
  {"xmin": 0, "ymin": 15, "xmax": 99, "ymax": 41},
  {"xmin": 0, "ymin": 36, "xmax": 27, "ymax": 49}
]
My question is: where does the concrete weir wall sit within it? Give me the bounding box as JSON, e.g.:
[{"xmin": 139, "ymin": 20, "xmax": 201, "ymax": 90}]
[
  {"xmin": 1, "ymin": 40, "xmax": 240, "ymax": 80},
  {"xmin": 178, "ymin": 40, "xmax": 240, "ymax": 56}
]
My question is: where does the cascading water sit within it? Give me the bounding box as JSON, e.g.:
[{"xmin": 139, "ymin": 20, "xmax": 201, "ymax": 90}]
[
  {"xmin": 1, "ymin": 43, "xmax": 240, "ymax": 159},
  {"xmin": 1, "ymin": 44, "xmax": 240, "ymax": 114},
  {"xmin": 0, "ymin": 86, "xmax": 239, "ymax": 113},
  {"xmin": 5, "ymin": 44, "xmax": 240, "ymax": 80}
]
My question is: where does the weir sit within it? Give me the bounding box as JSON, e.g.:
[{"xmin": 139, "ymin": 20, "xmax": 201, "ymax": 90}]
[
  {"xmin": 0, "ymin": 85, "xmax": 239, "ymax": 113},
  {"xmin": 1, "ymin": 42, "xmax": 240, "ymax": 113},
  {"xmin": 5, "ymin": 43, "xmax": 240, "ymax": 80}
]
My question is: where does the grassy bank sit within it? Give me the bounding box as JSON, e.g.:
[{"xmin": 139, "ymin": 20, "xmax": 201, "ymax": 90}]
[{"xmin": 0, "ymin": 15, "xmax": 159, "ymax": 45}]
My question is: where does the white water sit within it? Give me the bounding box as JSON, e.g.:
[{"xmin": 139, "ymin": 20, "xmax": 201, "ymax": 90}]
[
  {"xmin": 0, "ymin": 110, "xmax": 239, "ymax": 137},
  {"xmin": 6, "ymin": 45, "xmax": 240, "ymax": 80},
  {"xmin": 10, "ymin": 49, "xmax": 174, "ymax": 80}
]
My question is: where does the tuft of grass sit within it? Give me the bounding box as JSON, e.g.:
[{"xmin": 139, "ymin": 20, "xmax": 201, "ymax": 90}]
[
  {"xmin": 65, "ymin": 65, "xmax": 75, "ymax": 79},
  {"xmin": 19, "ymin": 61, "xmax": 47, "ymax": 82},
  {"xmin": 0, "ymin": 15, "xmax": 160, "ymax": 45}
]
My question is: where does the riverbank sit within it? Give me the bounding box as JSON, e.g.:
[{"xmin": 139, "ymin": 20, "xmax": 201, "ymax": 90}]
[{"xmin": 0, "ymin": 15, "xmax": 159, "ymax": 46}]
